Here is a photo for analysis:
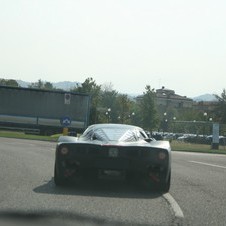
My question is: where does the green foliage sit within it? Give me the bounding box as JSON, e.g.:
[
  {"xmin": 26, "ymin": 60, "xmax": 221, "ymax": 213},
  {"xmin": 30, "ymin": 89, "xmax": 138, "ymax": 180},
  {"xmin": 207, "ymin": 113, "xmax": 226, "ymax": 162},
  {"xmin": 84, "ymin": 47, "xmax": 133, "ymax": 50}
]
[
  {"xmin": 0, "ymin": 130, "xmax": 57, "ymax": 141},
  {"xmin": 138, "ymin": 85, "xmax": 159, "ymax": 131},
  {"xmin": 115, "ymin": 94, "xmax": 133, "ymax": 124},
  {"xmin": 0, "ymin": 79, "xmax": 19, "ymax": 87},
  {"xmin": 177, "ymin": 108, "xmax": 202, "ymax": 121},
  {"xmin": 98, "ymin": 85, "xmax": 119, "ymax": 123},
  {"xmin": 28, "ymin": 79, "xmax": 55, "ymax": 90},
  {"xmin": 171, "ymin": 141, "xmax": 226, "ymax": 154},
  {"xmin": 71, "ymin": 77, "xmax": 101, "ymax": 124},
  {"xmin": 213, "ymin": 89, "xmax": 226, "ymax": 123}
]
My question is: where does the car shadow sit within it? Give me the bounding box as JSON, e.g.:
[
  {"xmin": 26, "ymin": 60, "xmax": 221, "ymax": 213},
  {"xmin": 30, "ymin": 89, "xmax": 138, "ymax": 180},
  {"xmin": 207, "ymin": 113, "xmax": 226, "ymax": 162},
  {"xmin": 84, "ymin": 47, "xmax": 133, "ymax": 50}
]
[{"xmin": 33, "ymin": 177, "xmax": 162, "ymax": 199}]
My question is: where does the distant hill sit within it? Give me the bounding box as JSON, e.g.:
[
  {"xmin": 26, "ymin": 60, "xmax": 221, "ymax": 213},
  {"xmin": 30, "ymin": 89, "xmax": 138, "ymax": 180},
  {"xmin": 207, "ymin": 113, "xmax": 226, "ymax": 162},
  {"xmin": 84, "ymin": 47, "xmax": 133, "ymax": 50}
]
[
  {"xmin": 53, "ymin": 81, "xmax": 80, "ymax": 90},
  {"xmin": 193, "ymin": 94, "xmax": 217, "ymax": 102},
  {"xmin": 17, "ymin": 80, "xmax": 81, "ymax": 91},
  {"xmin": 17, "ymin": 80, "xmax": 30, "ymax": 87}
]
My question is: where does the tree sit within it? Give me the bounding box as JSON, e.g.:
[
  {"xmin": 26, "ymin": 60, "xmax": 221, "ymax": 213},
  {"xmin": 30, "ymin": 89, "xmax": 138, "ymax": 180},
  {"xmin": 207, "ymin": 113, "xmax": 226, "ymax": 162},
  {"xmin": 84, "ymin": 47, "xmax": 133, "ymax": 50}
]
[
  {"xmin": 116, "ymin": 94, "xmax": 133, "ymax": 124},
  {"xmin": 44, "ymin": 81, "xmax": 54, "ymax": 90},
  {"xmin": 214, "ymin": 89, "xmax": 226, "ymax": 123},
  {"xmin": 138, "ymin": 85, "xmax": 158, "ymax": 131},
  {"xmin": 0, "ymin": 79, "xmax": 19, "ymax": 87},
  {"xmin": 71, "ymin": 77, "xmax": 101, "ymax": 124},
  {"xmin": 29, "ymin": 79, "xmax": 43, "ymax": 89},
  {"xmin": 28, "ymin": 79, "xmax": 55, "ymax": 90},
  {"xmin": 99, "ymin": 83, "xmax": 118, "ymax": 123}
]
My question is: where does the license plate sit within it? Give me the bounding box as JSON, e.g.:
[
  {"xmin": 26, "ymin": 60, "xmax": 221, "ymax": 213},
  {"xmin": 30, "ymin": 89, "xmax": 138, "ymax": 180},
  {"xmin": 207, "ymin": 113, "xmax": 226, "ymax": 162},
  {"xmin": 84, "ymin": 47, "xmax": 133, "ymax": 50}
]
[{"xmin": 108, "ymin": 147, "xmax": 118, "ymax": 157}]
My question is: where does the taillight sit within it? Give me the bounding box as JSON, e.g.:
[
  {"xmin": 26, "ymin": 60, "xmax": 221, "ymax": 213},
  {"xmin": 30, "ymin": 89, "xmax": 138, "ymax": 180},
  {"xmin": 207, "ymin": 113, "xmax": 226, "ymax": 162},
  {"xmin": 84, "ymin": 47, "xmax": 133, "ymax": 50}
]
[{"xmin": 60, "ymin": 146, "xmax": 69, "ymax": 155}]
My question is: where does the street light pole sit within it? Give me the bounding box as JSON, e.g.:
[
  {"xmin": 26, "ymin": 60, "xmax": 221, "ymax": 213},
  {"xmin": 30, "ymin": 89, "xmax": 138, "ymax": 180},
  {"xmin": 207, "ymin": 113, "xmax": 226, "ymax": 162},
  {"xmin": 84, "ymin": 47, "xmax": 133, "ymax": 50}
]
[
  {"xmin": 163, "ymin": 112, "xmax": 167, "ymax": 136},
  {"xmin": 105, "ymin": 108, "xmax": 111, "ymax": 123},
  {"xmin": 173, "ymin": 117, "xmax": 176, "ymax": 134},
  {"xmin": 203, "ymin": 112, "xmax": 207, "ymax": 136}
]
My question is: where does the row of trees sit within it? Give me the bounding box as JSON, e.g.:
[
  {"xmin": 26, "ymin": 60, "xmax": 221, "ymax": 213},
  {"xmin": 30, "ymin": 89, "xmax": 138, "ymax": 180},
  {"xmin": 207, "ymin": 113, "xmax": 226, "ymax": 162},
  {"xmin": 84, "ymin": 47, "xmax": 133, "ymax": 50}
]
[
  {"xmin": 0, "ymin": 79, "xmax": 19, "ymax": 87},
  {"xmin": 70, "ymin": 78, "xmax": 158, "ymax": 131},
  {"xmin": 1, "ymin": 78, "xmax": 226, "ymax": 133}
]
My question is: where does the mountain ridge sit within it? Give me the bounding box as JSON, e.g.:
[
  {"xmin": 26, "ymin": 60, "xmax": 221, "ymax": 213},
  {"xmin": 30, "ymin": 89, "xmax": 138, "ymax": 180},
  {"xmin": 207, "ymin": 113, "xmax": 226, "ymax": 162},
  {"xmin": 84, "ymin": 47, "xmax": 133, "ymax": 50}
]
[
  {"xmin": 17, "ymin": 80, "xmax": 80, "ymax": 91},
  {"xmin": 192, "ymin": 94, "xmax": 217, "ymax": 102}
]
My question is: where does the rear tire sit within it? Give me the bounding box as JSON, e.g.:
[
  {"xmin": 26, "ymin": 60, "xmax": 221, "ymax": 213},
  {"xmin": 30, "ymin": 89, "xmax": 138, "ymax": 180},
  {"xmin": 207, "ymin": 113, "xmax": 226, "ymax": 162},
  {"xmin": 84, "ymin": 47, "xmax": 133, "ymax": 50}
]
[
  {"xmin": 54, "ymin": 163, "xmax": 67, "ymax": 186},
  {"xmin": 159, "ymin": 172, "xmax": 171, "ymax": 193}
]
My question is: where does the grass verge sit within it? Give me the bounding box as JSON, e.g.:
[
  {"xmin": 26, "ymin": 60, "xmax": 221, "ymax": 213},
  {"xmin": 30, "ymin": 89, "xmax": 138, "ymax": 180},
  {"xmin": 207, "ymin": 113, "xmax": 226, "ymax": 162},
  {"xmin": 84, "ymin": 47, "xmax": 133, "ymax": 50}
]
[
  {"xmin": 171, "ymin": 140, "xmax": 226, "ymax": 155},
  {"xmin": 0, "ymin": 130, "xmax": 59, "ymax": 142}
]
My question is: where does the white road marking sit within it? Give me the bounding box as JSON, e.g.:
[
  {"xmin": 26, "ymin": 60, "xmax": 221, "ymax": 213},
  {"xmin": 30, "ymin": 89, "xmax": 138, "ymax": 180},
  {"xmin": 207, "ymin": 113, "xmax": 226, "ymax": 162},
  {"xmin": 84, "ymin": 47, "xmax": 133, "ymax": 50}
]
[
  {"xmin": 163, "ymin": 193, "xmax": 184, "ymax": 221},
  {"xmin": 189, "ymin": 161, "xmax": 226, "ymax": 169}
]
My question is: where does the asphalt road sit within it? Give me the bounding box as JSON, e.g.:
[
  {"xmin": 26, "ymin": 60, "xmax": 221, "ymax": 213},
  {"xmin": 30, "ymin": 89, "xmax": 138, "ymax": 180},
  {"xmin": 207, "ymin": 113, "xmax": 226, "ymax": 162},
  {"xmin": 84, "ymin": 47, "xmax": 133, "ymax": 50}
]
[{"xmin": 0, "ymin": 137, "xmax": 225, "ymax": 226}]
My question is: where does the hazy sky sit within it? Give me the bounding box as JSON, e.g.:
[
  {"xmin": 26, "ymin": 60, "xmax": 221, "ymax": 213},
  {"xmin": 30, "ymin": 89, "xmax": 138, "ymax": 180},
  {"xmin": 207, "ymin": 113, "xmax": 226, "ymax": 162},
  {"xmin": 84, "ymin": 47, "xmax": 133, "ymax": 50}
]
[{"xmin": 1, "ymin": 0, "xmax": 226, "ymax": 97}]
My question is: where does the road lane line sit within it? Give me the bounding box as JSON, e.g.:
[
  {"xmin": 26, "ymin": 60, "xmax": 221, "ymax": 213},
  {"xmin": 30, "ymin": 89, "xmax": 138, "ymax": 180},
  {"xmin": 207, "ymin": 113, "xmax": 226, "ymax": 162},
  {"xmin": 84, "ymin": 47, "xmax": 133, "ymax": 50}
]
[
  {"xmin": 189, "ymin": 161, "xmax": 226, "ymax": 169},
  {"xmin": 163, "ymin": 193, "xmax": 184, "ymax": 223}
]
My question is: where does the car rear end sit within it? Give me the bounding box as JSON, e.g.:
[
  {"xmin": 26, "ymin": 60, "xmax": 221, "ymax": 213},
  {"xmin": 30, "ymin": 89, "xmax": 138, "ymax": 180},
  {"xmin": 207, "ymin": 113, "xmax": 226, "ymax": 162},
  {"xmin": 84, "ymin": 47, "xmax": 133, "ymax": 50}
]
[{"xmin": 55, "ymin": 142, "xmax": 171, "ymax": 184}]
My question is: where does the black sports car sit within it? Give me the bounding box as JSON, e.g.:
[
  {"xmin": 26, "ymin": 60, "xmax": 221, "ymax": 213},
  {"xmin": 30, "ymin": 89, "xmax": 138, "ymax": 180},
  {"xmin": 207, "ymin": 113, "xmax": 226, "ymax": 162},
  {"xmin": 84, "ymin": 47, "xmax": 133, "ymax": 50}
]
[{"xmin": 54, "ymin": 123, "xmax": 171, "ymax": 192}]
